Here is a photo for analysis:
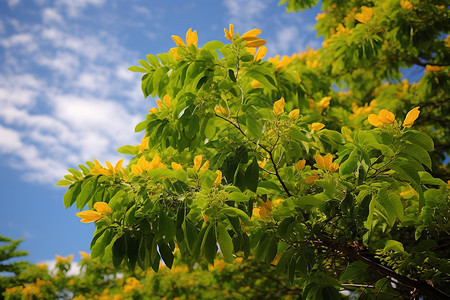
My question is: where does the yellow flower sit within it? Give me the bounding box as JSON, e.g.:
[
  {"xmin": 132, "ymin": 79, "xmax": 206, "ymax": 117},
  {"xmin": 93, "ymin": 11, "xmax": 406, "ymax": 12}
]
[
  {"xmin": 79, "ymin": 251, "xmax": 90, "ymax": 259},
  {"xmin": 35, "ymin": 263, "xmax": 47, "ymax": 270},
  {"xmin": 200, "ymin": 160, "xmax": 210, "ymax": 171},
  {"xmin": 137, "ymin": 136, "xmax": 149, "ymax": 154},
  {"xmin": 251, "ymin": 80, "xmax": 263, "ymax": 88},
  {"xmin": 163, "ymin": 95, "xmax": 171, "ymax": 107},
  {"xmin": 156, "ymin": 99, "xmax": 162, "ymax": 109},
  {"xmin": 241, "ymin": 28, "xmax": 267, "ymax": 48},
  {"xmin": 214, "ymin": 105, "xmax": 228, "ymax": 116},
  {"xmin": 271, "ymin": 253, "xmax": 283, "ymax": 265},
  {"xmin": 168, "ymin": 47, "xmax": 182, "ymax": 60},
  {"xmin": 123, "ymin": 277, "xmax": 142, "ymax": 293},
  {"xmin": 425, "ymin": 65, "xmax": 444, "ymax": 73},
  {"xmin": 76, "ymin": 202, "xmax": 112, "ymax": 223},
  {"xmin": 224, "ymin": 24, "xmax": 234, "ymax": 41},
  {"xmin": 288, "ymin": 109, "xmax": 299, "ymax": 119},
  {"xmin": 194, "ymin": 155, "xmax": 203, "ymax": 171},
  {"xmin": 131, "ymin": 154, "xmax": 166, "ymax": 175},
  {"xmin": 148, "ymin": 107, "xmax": 159, "ymax": 114},
  {"xmin": 253, "ymin": 199, "xmax": 273, "ymax": 220},
  {"xmin": 305, "ymin": 172, "xmax": 319, "ymax": 184},
  {"xmin": 317, "ymin": 96, "xmax": 331, "ymax": 109},
  {"xmin": 296, "ymin": 159, "xmax": 306, "ymax": 171},
  {"xmin": 308, "ymin": 99, "xmax": 316, "ymax": 108},
  {"xmin": 355, "ymin": 6, "xmax": 373, "ymax": 24},
  {"xmin": 171, "ymin": 28, "xmax": 198, "ymax": 47},
  {"xmin": 268, "ymin": 55, "xmax": 293, "ymax": 70},
  {"xmin": 273, "ymin": 198, "xmax": 284, "ymax": 206},
  {"xmin": 403, "ymin": 107, "xmax": 420, "ymax": 127},
  {"xmin": 368, "ymin": 109, "xmax": 395, "ymax": 127},
  {"xmin": 55, "ymin": 254, "xmax": 74, "ymax": 263},
  {"xmin": 273, "ymin": 97, "xmax": 285, "ymax": 116},
  {"xmin": 171, "ymin": 162, "xmax": 183, "ymax": 171},
  {"xmin": 314, "ymin": 153, "xmax": 339, "ymax": 172},
  {"xmin": 400, "ymin": 0, "xmax": 413, "ymax": 10},
  {"xmin": 90, "ymin": 159, "xmax": 124, "ymax": 180},
  {"xmin": 258, "ymin": 158, "xmax": 267, "ymax": 168},
  {"xmin": 254, "ymin": 46, "xmax": 267, "ymax": 61},
  {"xmin": 311, "ymin": 122, "xmax": 325, "ymax": 132},
  {"xmin": 214, "ymin": 170, "xmax": 222, "ymax": 186},
  {"xmin": 378, "ymin": 109, "xmax": 395, "ymax": 124}
]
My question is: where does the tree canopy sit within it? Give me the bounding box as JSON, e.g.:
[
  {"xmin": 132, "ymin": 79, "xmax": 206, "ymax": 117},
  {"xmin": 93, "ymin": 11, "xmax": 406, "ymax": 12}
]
[{"xmin": 4, "ymin": 0, "xmax": 449, "ymax": 299}]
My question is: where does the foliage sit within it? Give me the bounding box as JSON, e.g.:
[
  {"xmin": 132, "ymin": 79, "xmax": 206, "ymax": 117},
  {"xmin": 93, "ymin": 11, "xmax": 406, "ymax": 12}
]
[
  {"xmin": 0, "ymin": 236, "xmax": 30, "ymax": 297},
  {"xmin": 53, "ymin": 0, "xmax": 450, "ymax": 299}
]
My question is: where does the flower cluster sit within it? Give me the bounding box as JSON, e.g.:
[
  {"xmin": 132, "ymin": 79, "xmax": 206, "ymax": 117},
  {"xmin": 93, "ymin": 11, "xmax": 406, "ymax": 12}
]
[{"xmin": 76, "ymin": 202, "xmax": 112, "ymax": 223}]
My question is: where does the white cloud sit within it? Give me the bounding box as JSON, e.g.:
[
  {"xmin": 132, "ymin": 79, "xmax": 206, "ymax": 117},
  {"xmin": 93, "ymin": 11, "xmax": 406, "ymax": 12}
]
[
  {"xmin": 223, "ymin": 0, "xmax": 267, "ymax": 30},
  {"xmin": 7, "ymin": 0, "xmax": 20, "ymax": 8},
  {"xmin": 42, "ymin": 7, "xmax": 64, "ymax": 24},
  {"xmin": 55, "ymin": 0, "xmax": 106, "ymax": 18},
  {"xmin": 41, "ymin": 259, "xmax": 81, "ymax": 276},
  {"xmin": 0, "ymin": 3, "xmax": 144, "ymax": 185}
]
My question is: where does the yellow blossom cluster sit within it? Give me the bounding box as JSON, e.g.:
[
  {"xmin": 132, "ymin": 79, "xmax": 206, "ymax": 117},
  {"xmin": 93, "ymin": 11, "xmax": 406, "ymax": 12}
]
[
  {"xmin": 224, "ymin": 24, "xmax": 267, "ymax": 48},
  {"xmin": 425, "ymin": 65, "xmax": 445, "ymax": 74},
  {"xmin": 56, "ymin": 254, "xmax": 74, "ymax": 263},
  {"xmin": 253, "ymin": 199, "xmax": 273, "ymax": 220},
  {"xmin": 268, "ymin": 55, "xmax": 293, "ymax": 70},
  {"xmin": 349, "ymin": 100, "xmax": 378, "ymax": 120},
  {"xmin": 90, "ymin": 159, "xmax": 125, "ymax": 180},
  {"xmin": 355, "ymin": 6, "xmax": 373, "ymax": 24},
  {"xmin": 368, "ymin": 107, "xmax": 420, "ymax": 128},
  {"xmin": 400, "ymin": 0, "xmax": 413, "ymax": 10},
  {"xmin": 314, "ymin": 153, "xmax": 339, "ymax": 172},
  {"xmin": 123, "ymin": 277, "xmax": 142, "ymax": 293},
  {"xmin": 149, "ymin": 94, "xmax": 172, "ymax": 114},
  {"xmin": 76, "ymin": 202, "xmax": 112, "ymax": 223},
  {"xmin": 193, "ymin": 155, "xmax": 209, "ymax": 172},
  {"xmin": 131, "ymin": 154, "xmax": 166, "ymax": 175}
]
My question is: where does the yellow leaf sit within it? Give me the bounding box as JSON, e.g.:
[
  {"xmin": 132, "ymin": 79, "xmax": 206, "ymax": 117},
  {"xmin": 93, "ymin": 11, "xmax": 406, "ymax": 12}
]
[
  {"xmin": 171, "ymin": 35, "xmax": 186, "ymax": 47},
  {"xmin": 296, "ymin": 159, "xmax": 306, "ymax": 171},
  {"xmin": 403, "ymin": 106, "xmax": 420, "ymax": 127},
  {"xmin": 254, "ymin": 46, "xmax": 267, "ymax": 61},
  {"xmin": 224, "ymin": 24, "xmax": 234, "ymax": 41},
  {"xmin": 186, "ymin": 28, "xmax": 198, "ymax": 46},
  {"xmin": 368, "ymin": 114, "xmax": 384, "ymax": 127},
  {"xmin": 171, "ymin": 162, "xmax": 183, "ymax": 171},
  {"xmin": 214, "ymin": 170, "xmax": 222, "ymax": 186},
  {"xmin": 273, "ymin": 97, "xmax": 285, "ymax": 116},
  {"xmin": 76, "ymin": 210, "xmax": 102, "ymax": 223},
  {"xmin": 311, "ymin": 122, "xmax": 325, "ymax": 131},
  {"xmin": 288, "ymin": 109, "xmax": 300, "ymax": 119},
  {"xmin": 251, "ymin": 80, "xmax": 263, "ymax": 88},
  {"xmin": 149, "ymin": 108, "xmax": 159, "ymax": 114},
  {"xmin": 94, "ymin": 202, "xmax": 111, "ymax": 215},
  {"xmin": 241, "ymin": 28, "xmax": 262, "ymax": 40},
  {"xmin": 194, "ymin": 155, "xmax": 202, "ymax": 171}
]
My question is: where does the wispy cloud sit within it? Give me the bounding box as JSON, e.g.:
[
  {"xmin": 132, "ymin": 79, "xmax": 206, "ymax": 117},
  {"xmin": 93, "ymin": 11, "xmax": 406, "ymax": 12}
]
[
  {"xmin": 0, "ymin": 1, "xmax": 146, "ymax": 184},
  {"xmin": 223, "ymin": 0, "xmax": 268, "ymax": 31}
]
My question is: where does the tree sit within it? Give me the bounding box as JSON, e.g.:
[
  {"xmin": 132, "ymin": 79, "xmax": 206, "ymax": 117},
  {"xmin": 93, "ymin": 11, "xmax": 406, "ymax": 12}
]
[
  {"xmin": 0, "ymin": 236, "xmax": 30, "ymax": 297},
  {"xmin": 58, "ymin": 1, "xmax": 449, "ymax": 299}
]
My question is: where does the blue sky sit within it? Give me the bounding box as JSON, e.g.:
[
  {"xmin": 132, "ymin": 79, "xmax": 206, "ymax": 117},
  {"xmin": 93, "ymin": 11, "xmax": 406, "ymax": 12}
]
[{"xmin": 0, "ymin": 0, "xmax": 321, "ymax": 265}]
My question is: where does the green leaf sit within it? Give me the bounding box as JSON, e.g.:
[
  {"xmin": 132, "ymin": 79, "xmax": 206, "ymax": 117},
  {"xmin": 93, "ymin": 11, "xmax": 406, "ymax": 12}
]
[
  {"xmin": 401, "ymin": 130, "xmax": 434, "ymax": 151},
  {"xmin": 202, "ymin": 40, "xmax": 224, "ymax": 50},
  {"xmin": 128, "ymin": 66, "xmax": 148, "ymax": 73},
  {"xmin": 135, "ymin": 119, "xmax": 150, "ymax": 132},
  {"xmin": 63, "ymin": 181, "xmax": 82, "ymax": 209},
  {"xmin": 56, "ymin": 179, "xmax": 72, "ymax": 186},
  {"xmin": 244, "ymin": 159, "xmax": 259, "ymax": 192},
  {"xmin": 384, "ymin": 240, "xmax": 404, "ymax": 253},
  {"xmin": 125, "ymin": 235, "xmax": 139, "ymax": 271},
  {"xmin": 217, "ymin": 223, "xmax": 234, "ymax": 263},
  {"xmin": 112, "ymin": 235, "xmax": 125, "ymax": 269},
  {"xmin": 377, "ymin": 187, "xmax": 403, "ymax": 226},
  {"xmin": 158, "ymin": 241, "xmax": 174, "ymax": 269},
  {"xmin": 228, "ymin": 192, "xmax": 249, "ymax": 202},
  {"xmin": 146, "ymin": 54, "xmax": 161, "ymax": 67},
  {"xmin": 295, "ymin": 196, "xmax": 325, "ymax": 208},
  {"xmin": 76, "ymin": 177, "xmax": 97, "ymax": 210},
  {"xmin": 339, "ymin": 149, "xmax": 359, "ymax": 176},
  {"xmin": 419, "ymin": 171, "xmax": 446, "ymax": 185},
  {"xmin": 400, "ymin": 142, "xmax": 432, "ymax": 169},
  {"xmin": 340, "ymin": 261, "xmax": 368, "ymax": 281},
  {"xmin": 116, "ymin": 145, "xmax": 138, "ymax": 155},
  {"xmin": 202, "ymin": 224, "xmax": 217, "ymax": 265},
  {"xmin": 91, "ymin": 229, "xmax": 112, "ymax": 259},
  {"xmin": 228, "ymin": 69, "xmax": 236, "ymax": 82}
]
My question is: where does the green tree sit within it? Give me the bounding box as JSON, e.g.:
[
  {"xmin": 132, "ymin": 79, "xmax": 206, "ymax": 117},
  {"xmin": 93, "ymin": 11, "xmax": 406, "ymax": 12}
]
[
  {"xmin": 0, "ymin": 236, "xmax": 30, "ymax": 297},
  {"xmin": 58, "ymin": 1, "xmax": 449, "ymax": 299}
]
